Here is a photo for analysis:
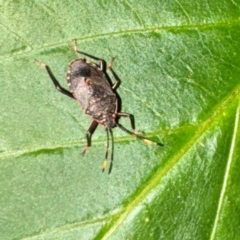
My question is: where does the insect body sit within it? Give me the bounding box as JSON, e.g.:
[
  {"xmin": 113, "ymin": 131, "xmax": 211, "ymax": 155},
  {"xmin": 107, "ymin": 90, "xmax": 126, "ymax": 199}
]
[
  {"xmin": 36, "ymin": 40, "xmax": 162, "ymax": 173},
  {"xmin": 67, "ymin": 58, "xmax": 117, "ymax": 129}
]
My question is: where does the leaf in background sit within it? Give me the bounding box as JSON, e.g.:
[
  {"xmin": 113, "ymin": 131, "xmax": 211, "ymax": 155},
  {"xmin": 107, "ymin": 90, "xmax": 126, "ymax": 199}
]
[{"xmin": 0, "ymin": 0, "xmax": 239, "ymax": 239}]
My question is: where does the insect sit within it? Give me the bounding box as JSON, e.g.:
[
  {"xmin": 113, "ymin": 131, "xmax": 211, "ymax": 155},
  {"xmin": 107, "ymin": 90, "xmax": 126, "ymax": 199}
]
[{"xmin": 36, "ymin": 40, "xmax": 162, "ymax": 173}]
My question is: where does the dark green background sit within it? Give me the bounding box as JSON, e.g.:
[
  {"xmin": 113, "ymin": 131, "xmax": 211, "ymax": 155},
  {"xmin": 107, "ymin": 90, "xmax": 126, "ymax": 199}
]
[{"xmin": 0, "ymin": 0, "xmax": 240, "ymax": 239}]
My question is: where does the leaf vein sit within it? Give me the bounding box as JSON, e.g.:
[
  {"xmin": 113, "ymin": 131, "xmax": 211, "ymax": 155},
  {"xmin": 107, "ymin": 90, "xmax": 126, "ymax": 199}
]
[{"xmin": 210, "ymin": 97, "xmax": 240, "ymax": 240}]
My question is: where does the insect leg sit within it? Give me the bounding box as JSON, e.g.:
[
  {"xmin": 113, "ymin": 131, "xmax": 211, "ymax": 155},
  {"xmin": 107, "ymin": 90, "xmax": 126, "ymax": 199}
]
[
  {"xmin": 117, "ymin": 112, "xmax": 135, "ymax": 130},
  {"xmin": 82, "ymin": 120, "xmax": 98, "ymax": 155},
  {"xmin": 108, "ymin": 58, "xmax": 120, "ymax": 90},
  {"xmin": 117, "ymin": 123, "xmax": 163, "ymax": 146},
  {"xmin": 73, "ymin": 39, "xmax": 104, "ymax": 71},
  {"xmin": 35, "ymin": 60, "xmax": 75, "ymax": 99}
]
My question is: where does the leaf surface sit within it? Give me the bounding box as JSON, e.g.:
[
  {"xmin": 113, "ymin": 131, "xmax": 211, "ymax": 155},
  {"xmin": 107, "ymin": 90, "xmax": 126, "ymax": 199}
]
[{"xmin": 0, "ymin": 1, "xmax": 240, "ymax": 239}]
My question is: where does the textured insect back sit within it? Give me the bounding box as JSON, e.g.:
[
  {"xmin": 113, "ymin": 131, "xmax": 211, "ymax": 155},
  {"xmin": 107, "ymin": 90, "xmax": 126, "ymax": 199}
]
[{"xmin": 36, "ymin": 40, "xmax": 163, "ymax": 173}]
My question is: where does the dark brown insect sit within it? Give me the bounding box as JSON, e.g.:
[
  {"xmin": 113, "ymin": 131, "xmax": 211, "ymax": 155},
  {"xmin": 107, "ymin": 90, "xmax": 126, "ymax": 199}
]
[{"xmin": 36, "ymin": 40, "xmax": 162, "ymax": 173}]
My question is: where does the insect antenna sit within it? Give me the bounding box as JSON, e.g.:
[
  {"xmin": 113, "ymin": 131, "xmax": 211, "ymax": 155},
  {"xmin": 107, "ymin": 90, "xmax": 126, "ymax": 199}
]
[
  {"xmin": 116, "ymin": 123, "xmax": 163, "ymax": 146},
  {"xmin": 102, "ymin": 128, "xmax": 109, "ymax": 172},
  {"xmin": 102, "ymin": 128, "xmax": 114, "ymax": 173},
  {"xmin": 108, "ymin": 129, "xmax": 114, "ymax": 174}
]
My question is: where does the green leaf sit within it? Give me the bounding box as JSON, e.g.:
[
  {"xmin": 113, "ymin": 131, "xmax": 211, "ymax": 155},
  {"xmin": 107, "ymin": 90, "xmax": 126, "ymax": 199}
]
[{"xmin": 1, "ymin": 1, "xmax": 240, "ymax": 239}]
